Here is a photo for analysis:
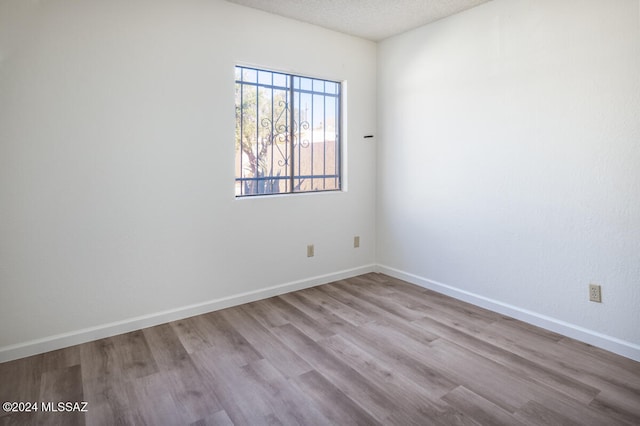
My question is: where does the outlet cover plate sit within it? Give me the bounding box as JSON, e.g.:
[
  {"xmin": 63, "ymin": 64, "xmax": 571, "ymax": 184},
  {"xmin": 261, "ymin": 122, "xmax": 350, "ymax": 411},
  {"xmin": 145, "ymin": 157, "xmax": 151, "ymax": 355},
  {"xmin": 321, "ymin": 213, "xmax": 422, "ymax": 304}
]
[{"xmin": 589, "ymin": 284, "xmax": 602, "ymax": 303}]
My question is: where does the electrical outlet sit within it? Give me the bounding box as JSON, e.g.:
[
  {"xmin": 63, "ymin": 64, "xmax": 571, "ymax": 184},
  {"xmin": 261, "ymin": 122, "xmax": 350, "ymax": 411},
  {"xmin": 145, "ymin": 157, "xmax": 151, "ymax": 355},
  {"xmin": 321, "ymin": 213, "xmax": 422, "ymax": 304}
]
[
  {"xmin": 354, "ymin": 236, "xmax": 360, "ymax": 248},
  {"xmin": 307, "ymin": 244, "xmax": 314, "ymax": 257},
  {"xmin": 589, "ymin": 284, "xmax": 602, "ymax": 303}
]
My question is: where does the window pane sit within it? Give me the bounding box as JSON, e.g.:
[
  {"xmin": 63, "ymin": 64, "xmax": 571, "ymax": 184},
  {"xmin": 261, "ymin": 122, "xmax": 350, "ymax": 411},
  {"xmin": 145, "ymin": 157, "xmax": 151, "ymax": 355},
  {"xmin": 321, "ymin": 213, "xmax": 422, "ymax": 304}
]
[
  {"xmin": 273, "ymin": 72, "xmax": 287, "ymax": 88},
  {"xmin": 325, "ymin": 81, "xmax": 337, "ymax": 94},
  {"xmin": 242, "ymin": 68, "xmax": 257, "ymax": 83},
  {"xmin": 258, "ymin": 70, "xmax": 272, "ymax": 86},
  {"xmin": 300, "ymin": 77, "xmax": 312, "ymax": 92}
]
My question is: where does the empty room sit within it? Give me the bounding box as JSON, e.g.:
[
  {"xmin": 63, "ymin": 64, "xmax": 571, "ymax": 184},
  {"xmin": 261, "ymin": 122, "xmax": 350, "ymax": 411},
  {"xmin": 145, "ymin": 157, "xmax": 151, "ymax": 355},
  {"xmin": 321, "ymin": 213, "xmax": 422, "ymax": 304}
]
[{"xmin": 1, "ymin": 0, "xmax": 639, "ymax": 424}]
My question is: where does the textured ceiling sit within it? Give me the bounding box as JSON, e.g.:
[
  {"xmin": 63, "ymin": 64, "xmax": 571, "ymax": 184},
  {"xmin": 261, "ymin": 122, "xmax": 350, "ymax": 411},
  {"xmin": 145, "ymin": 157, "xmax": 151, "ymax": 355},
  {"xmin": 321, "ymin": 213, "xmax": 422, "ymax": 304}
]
[{"xmin": 225, "ymin": 0, "xmax": 492, "ymax": 41}]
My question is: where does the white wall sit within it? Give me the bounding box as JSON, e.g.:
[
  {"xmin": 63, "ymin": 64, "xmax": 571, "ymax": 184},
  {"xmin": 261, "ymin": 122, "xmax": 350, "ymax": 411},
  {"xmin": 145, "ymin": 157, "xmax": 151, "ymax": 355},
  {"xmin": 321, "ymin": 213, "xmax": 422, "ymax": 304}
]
[
  {"xmin": 0, "ymin": 0, "xmax": 377, "ymax": 361},
  {"xmin": 377, "ymin": 0, "xmax": 640, "ymax": 359}
]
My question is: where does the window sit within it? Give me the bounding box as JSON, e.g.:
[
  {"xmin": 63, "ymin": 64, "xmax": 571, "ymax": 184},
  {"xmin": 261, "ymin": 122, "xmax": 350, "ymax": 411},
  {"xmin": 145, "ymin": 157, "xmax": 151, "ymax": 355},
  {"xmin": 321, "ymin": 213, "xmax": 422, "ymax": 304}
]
[{"xmin": 235, "ymin": 66, "xmax": 341, "ymax": 197}]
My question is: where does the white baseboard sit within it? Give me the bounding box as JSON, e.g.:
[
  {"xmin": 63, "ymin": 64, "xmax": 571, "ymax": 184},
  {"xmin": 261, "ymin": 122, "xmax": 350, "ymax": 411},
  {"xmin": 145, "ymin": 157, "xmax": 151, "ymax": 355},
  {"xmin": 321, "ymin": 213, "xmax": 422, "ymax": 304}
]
[
  {"xmin": 0, "ymin": 264, "xmax": 376, "ymax": 363},
  {"xmin": 376, "ymin": 264, "xmax": 640, "ymax": 362}
]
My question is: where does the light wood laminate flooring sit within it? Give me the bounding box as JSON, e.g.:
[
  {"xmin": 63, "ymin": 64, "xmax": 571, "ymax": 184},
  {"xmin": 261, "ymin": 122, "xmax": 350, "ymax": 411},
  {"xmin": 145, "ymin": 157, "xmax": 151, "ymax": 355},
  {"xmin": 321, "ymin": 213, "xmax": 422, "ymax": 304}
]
[{"xmin": 1, "ymin": 273, "xmax": 639, "ymax": 425}]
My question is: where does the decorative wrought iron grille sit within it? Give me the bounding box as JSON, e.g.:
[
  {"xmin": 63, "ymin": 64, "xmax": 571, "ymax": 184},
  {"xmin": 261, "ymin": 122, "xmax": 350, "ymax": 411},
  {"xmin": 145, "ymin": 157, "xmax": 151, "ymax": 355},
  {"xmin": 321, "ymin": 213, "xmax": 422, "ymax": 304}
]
[{"xmin": 235, "ymin": 66, "xmax": 341, "ymax": 197}]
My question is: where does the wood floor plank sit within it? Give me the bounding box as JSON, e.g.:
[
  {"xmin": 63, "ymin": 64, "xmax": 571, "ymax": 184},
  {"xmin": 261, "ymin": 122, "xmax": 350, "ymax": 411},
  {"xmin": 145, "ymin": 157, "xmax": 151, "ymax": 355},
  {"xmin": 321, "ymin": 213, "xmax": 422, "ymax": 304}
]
[
  {"xmin": 329, "ymin": 278, "xmax": 429, "ymax": 322},
  {"xmin": 197, "ymin": 311, "xmax": 263, "ymax": 367},
  {"xmin": 78, "ymin": 338, "xmax": 117, "ymax": 381},
  {"xmin": 80, "ymin": 339, "xmax": 138, "ymax": 426},
  {"xmin": 82, "ymin": 377, "xmax": 137, "ymax": 426},
  {"xmin": 171, "ymin": 315, "xmax": 218, "ymax": 354},
  {"xmin": 189, "ymin": 409, "xmax": 234, "ymax": 426},
  {"xmin": 159, "ymin": 359, "xmax": 223, "ymax": 423},
  {"xmin": 110, "ymin": 330, "xmax": 158, "ymax": 380},
  {"xmin": 37, "ymin": 365, "xmax": 85, "ymax": 426},
  {"xmin": 319, "ymin": 282, "xmax": 439, "ymax": 339},
  {"xmin": 0, "ymin": 354, "xmax": 43, "ymax": 413},
  {"xmin": 240, "ymin": 298, "xmax": 289, "ymax": 328},
  {"xmin": 557, "ymin": 337, "xmax": 640, "ymax": 375},
  {"xmin": 442, "ymin": 386, "xmax": 525, "ymax": 426},
  {"xmin": 369, "ymin": 316, "xmax": 439, "ymax": 347},
  {"xmin": 219, "ymin": 306, "xmax": 313, "ymax": 378},
  {"xmin": 331, "ymin": 318, "xmax": 459, "ymax": 398},
  {"xmin": 125, "ymin": 372, "xmax": 184, "ymax": 426},
  {"xmin": 293, "ymin": 286, "xmax": 372, "ymax": 326},
  {"xmin": 142, "ymin": 323, "xmax": 190, "ymax": 371},
  {"xmin": 252, "ymin": 296, "xmax": 334, "ymax": 341},
  {"xmin": 189, "ymin": 350, "xmax": 284, "ymax": 425},
  {"xmin": 385, "ymin": 406, "xmax": 482, "ymax": 426},
  {"xmin": 270, "ymin": 323, "xmax": 399, "ymax": 421},
  {"xmin": 1, "ymin": 273, "xmax": 639, "ymax": 425},
  {"xmin": 480, "ymin": 319, "xmax": 640, "ymax": 395},
  {"xmin": 321, "ymin": 333, "xmax": 469, "ymax": 425},
  {"xmin": 424, "ymin": 338, "xmax": 561, "ymax": 413},
  {"xmin": 495, "ymin": 316, "xmax": 565, "ymax": 342},
  {"xmin": 377, "ymin": 274, "xmax": 504, "ymax": 323},
  {"xmin": 277, "ymin": 290, "xmax": 358, "ymax": 335},
  {"xmin": 414, "ymin": 296, "xmax": 499, "ymax": 336},
  {"xmin": 411, "ymin": 315, "xmax": 600, "ymax": 404},
  {"xmin": 319, "ymin": 282, "xmax": 398, "ymax": 320},
  {"xmin": 532, "ymin": 394, "xmax": 628, "ymax": 426},
  {"xmin": 41, "ymin": 346, "xmax": 81, "ymax": 373},
  {"xmin": 242, "ymin": 359, "xmax": 334, "ymax": 425},
  {"xmin": 339, "ymin": 275, "xmax": 397, "ymax": 298},
  {"xmin": 589, "ymin": 388, "xmax": 640, "ymax": 425},
  {"xmin": 513, "ymin": 400, "xmax": 581, "ymax": 426},
  {"xmin": 290, "ymin": 370, "xmax": 381, "ymax": 426}
]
